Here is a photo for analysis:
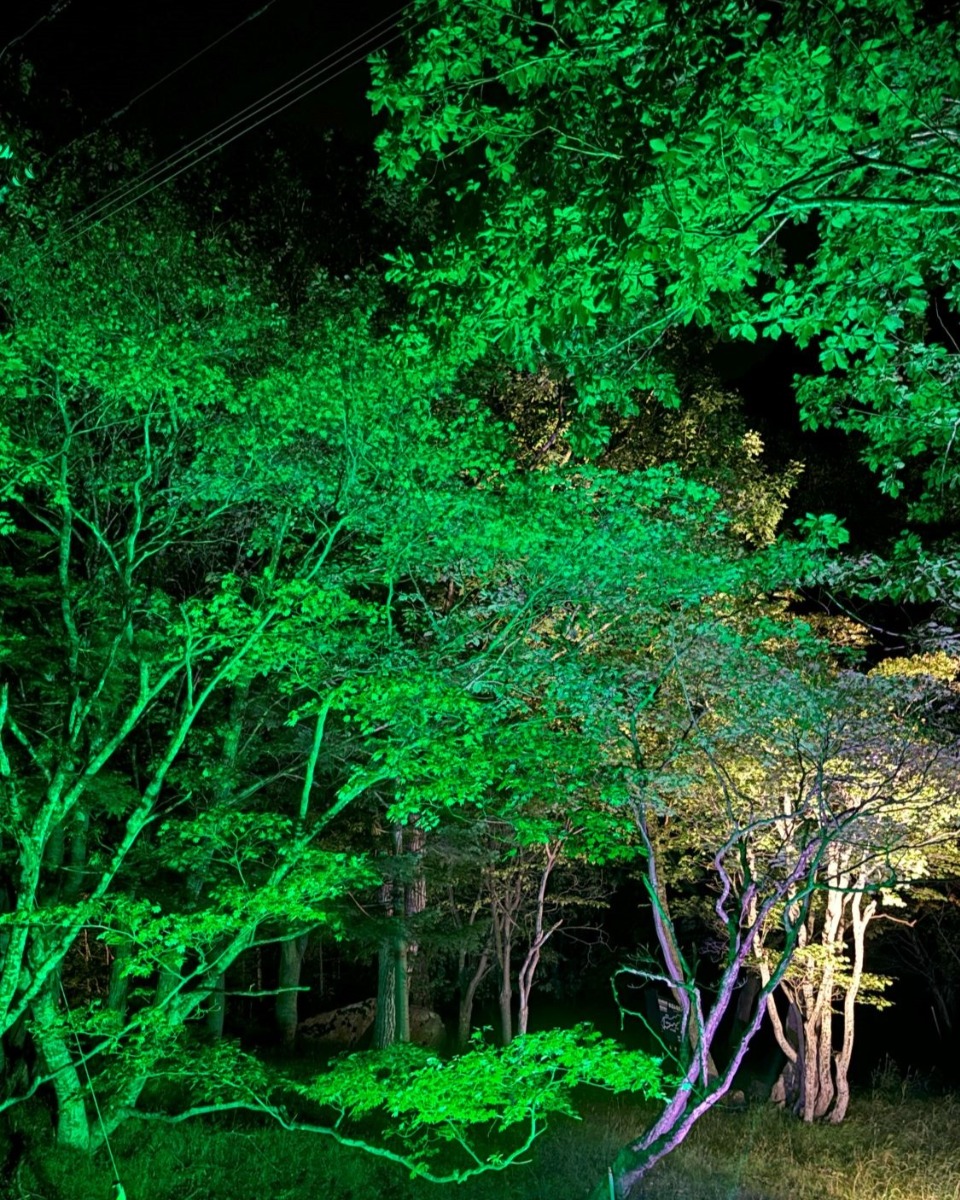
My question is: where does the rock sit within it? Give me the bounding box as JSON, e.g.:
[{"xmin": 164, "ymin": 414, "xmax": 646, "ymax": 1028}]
[
  {"xmin": 298, "ymin": 999, "xmax": 445, "ymax": 1049},
  {"xmin": 409, "ymin": 1005, "xmax": 446, "ymax": 1049},
  {"xmin": 298, "ymin": 998, "xmax": 376, "ymax": 1048}
]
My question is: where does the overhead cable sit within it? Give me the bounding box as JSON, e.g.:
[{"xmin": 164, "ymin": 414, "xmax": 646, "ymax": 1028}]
[{"xmin": 57, "ymin": 3, "xmax": 417, "ymax": 244}]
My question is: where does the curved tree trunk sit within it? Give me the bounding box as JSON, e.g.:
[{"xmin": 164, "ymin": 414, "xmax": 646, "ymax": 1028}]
[
  {"xmin": 770, "ymin": 994, "xmax": 804, "ymax": 1108},
  {"xmin": 517, "ymin": 842, "xmax": 562, "ymax": 1037},
  {"xmin": 30, "ymin": 985, "xmax": 90, "ymax": 1151},
  {"xmin": 452, "ymin": 887, "xmax": 492, "ymax": 1050},
  {"xmin": 457, "ymin": 945, "xmax": 492, "ymax": 1050}
]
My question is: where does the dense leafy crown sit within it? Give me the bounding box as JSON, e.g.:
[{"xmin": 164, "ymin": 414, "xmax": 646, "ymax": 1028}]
[{"xmin": 370, "ymin": 0, "xmax": 960, "ymax": 521}]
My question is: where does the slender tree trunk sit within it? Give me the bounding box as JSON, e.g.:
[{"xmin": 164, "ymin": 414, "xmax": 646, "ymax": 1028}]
[
  {"xmin": 810, "ymin": 866, "xmax": 848, "ymax": 1119},
  {"xmin": 770, "ymin": 994, "xmax": 803, "ymax": 1108},
  {"xmin": 276, "ymin": 935, "xmax": 309, "ymax": 1047},
  {"xmin": 643, "ymin": 819, "xmax": 711, "ymax": 1083},
  {"xmin": 451, "ymin": 885, "xmax": 492, "ymax": 1049},
  {"xmin": 487, "ymin": 866, "xmax": 520, "ymax": 1045},
  {"xmin": 516, "ymin": 843, "xmax": 562, "ymax": 1037},
  {"xmin": 374, "ymin": 942, "xmax": 398, "ymax": 1049},
  {"xmin": 498, "ymin": 964, "xmax": 513, "ymax": 1046},
  {"xmin": 374, "ymin": 824, "xmax": 405, "ymax": 1049},
  {"xmin": 63, "ymin": 808, "xmax": 88, "ymax": 902},
  {"xmin": 800, "ymin": 994, "xmax": 823, "ymax": 1121},
  {"xmin": 394, "ymin": 936, "xmax": 410, "ymax": 1043},
  {"xmin": 491, "ymin": 889, "xmax": 514, "ymax": 1044},
  {"xmin": 405, "ymin": 822, "xmax": 429, "ymax": 1007},
  {"xmin": 591, "ymin": 931, "xmax": 783, "ymax": 1199},
  {"xmin": 374, "ymin": 820, "xmax": 423, "ymax": 1048},
  {"xmin": 829, "ymin": 891, "xmax": 876, "ymax": 1123},
  {"xmin": 106, "ymin": 939, "xmax": 131, "ymax": 1018},
  {"xmin": 457, "ymin": 947, "xmax": 491, "ymax": 1050},
  {"xmin": 205, "ymin": 969, "xmax": 226, "ymax": 1041}
]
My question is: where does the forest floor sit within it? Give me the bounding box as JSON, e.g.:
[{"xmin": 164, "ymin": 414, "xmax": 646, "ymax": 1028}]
[{"xmin": 4, "ymin": 1068, "xmax": 960, "ymax": 1200}]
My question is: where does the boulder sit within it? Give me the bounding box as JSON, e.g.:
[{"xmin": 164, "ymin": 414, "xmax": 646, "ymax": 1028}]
[{"xmin": 298, "ymin": 999, "xmax": 445, "ymax": 1049}]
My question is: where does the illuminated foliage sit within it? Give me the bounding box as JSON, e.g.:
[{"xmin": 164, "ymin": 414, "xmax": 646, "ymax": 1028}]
[{"xmin": 370, "ymin": 0, "xmax": 960, "ymax": 522}]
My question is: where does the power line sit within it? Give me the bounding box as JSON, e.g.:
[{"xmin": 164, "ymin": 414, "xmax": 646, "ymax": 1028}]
[
  {"xmin": 106, "ymin": 0, "xmax": 284, "ymax": 125},
  {"xmin": 56, "ymin": 4, "xmax": 418, "ymax": 245},
  {"xmin": 47, "ymin": 0, "xmax": 285, "ymax": 171},
  {"xmin": 0, "ymin": 0, "xmax": 74, "ymax": 66}
]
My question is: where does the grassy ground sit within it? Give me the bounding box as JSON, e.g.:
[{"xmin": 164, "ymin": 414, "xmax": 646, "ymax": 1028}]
[{"xmin": 4, "ymin": 1074, "xmax": 960, "ymax": 1200}]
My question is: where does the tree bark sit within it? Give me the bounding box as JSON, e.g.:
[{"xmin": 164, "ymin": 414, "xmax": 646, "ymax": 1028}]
[
  {"xmin": 205, "ymin": 969, "xmax": 226, "ymax": 1041},
  {"xmin": 830, "ymin": 890, "xmax": 876, "ymax": 1123},
  {"xmin": 373, "ymin": 939, "xmax": 398, "ymax": 1049},
  {"xmin": 374, "ymin": 822, "xmax": 414, "ymax": 1049},
  {"xmin": 276, "ymin": 935, "xmax": 309, "ymax": 1047},
  {"xmin": 30, "ymin": 986, "xmax": 90, "ymax": 1151},
  {"xmin": 457, "ymin": 943, "xmax": 492, "ymax": 1050},
  {"xmin": 106, "ymin": 938, "xmax": 131, "ymax": 1018},
  {"xmin": 517, "ymin": 842, "xmax": 562, "ymax": 1037},
  {"xmin": 498, "ymin": 969, "xmax": 513, "ymax": 1046}
]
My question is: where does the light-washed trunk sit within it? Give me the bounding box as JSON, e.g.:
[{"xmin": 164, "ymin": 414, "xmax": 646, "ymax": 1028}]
[
  {"xmin": 31, "ymin": 986, "xmax": 90, "ymax": 1151},
  {"xmin": 829, "ymin": 890, "xmax": 876, "ymax": 1123},
  {"xmin": 276, "ymin": 935, "xmax": 309, "ymax": 1047}
]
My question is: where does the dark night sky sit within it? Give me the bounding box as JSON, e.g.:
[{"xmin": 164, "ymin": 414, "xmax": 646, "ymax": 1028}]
[{"xmin": 0, "ymin": 0, "xmax": 403, "ymax": 149}]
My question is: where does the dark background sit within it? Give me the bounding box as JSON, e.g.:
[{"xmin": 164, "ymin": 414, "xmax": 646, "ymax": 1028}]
[{"xmin": 0, "ymin": 0, "xmax": 401, "ymax": 146}]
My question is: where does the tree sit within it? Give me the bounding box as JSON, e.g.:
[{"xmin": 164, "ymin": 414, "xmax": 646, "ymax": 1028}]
[
  {"xmin": 675, "ymin": 636, "xmax": 958, "ymax": 1124},
  {"xmin": 0, "ymin": 181, "xmax": 396, "ymax": 1147},
  {"xmin": 565, "ymin": 605, "xmax": 958, "ymax": 1195},
  {"xmin": 2, "ymin": 144, "xmax": 688, "ymax": 1168},
  {"xmin": 369, "ymin": 0, "xmax": 960, "ymax": 531}
]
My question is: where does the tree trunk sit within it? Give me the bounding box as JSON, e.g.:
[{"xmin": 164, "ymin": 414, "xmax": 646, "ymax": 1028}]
[
  {"xmin": 457, "ymin": 944, "xmax": 492, "ymax": 1050},
  {"xmin": 488, "ymin": 871, "xmax": 517, "ymax": 1045},
  {"xmin": 498, "ymin": 978, "xmax": 513, "ymax": 1045},
  {"xmin": 592, "ymin": 936, "xmax": 784, "ymax": 1200},
  {"xmin": 374, "ymin": 822, "xmax": 410, "ymax": 1049},
  {"xmin": 205, "ymin": 969, "xmax": 226, "ymax": 1041},
  {"xmin": 394, "ymin": 937, "xmax": 410, "ymax": 1043},
  {"xmin": 276, "ymin": 934, "xmax": 309, "ymax": 1047},
  {"xmin": 829, "ymin": 892, "xmax": 876, "ymax": 1123},
  {"xmin": 106, "ymin": 939, "xmax": 131, "ymax": 1018},
  {"xmin": 770, "ymin": 995, "xmax": 803, "ymax": 1108},
  {"xmin": 374, "ymin": 939, "xmax": 398, "ymax": 1049},
  {"xmin": 405, "ymin": 822, "xmax": 428, "ymax": 1007},
  {"xmin": 30, "ymin": 986, "xmax": 90, "ymax": 1151},
  {"xmin": 516, "ymin": 842, "xmax": 562, "ymax": 1037},
  {"xmin": 810, "ymin": 874, "xmax": 847, "ymax": 1120}
]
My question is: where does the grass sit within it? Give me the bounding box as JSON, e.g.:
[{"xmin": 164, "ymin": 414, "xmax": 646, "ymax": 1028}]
[{"xmin": 4, "ymin": 1075, "xmax": 960, "ymax": 1200}]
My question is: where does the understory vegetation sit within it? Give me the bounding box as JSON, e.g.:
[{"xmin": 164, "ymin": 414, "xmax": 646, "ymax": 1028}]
[{"xmin": 5, "ymin": 1079, "xmax": 959, "ymax": 1200}]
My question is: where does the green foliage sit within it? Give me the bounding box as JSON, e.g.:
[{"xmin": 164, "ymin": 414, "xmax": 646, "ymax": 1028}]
[
  {"xmin": 2, "ymin": 75, "xmax": 953, "ymax": 1193},
  {"xmin": 370, "ymin": 0, "xmax": 960, "ymax": 524},
  {"xmin": 0, "ymin": 124, "xmax": 775, "ymax": 1174},
  {"xmin": 301, "ymin": 1025, "xmax": 661, "ymax": 1135}
]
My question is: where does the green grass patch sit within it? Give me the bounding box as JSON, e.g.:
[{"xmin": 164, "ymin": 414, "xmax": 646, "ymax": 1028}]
[{"xmin": 4, "ymin": 1087, "xmax": 960, "ymax": 1200}]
